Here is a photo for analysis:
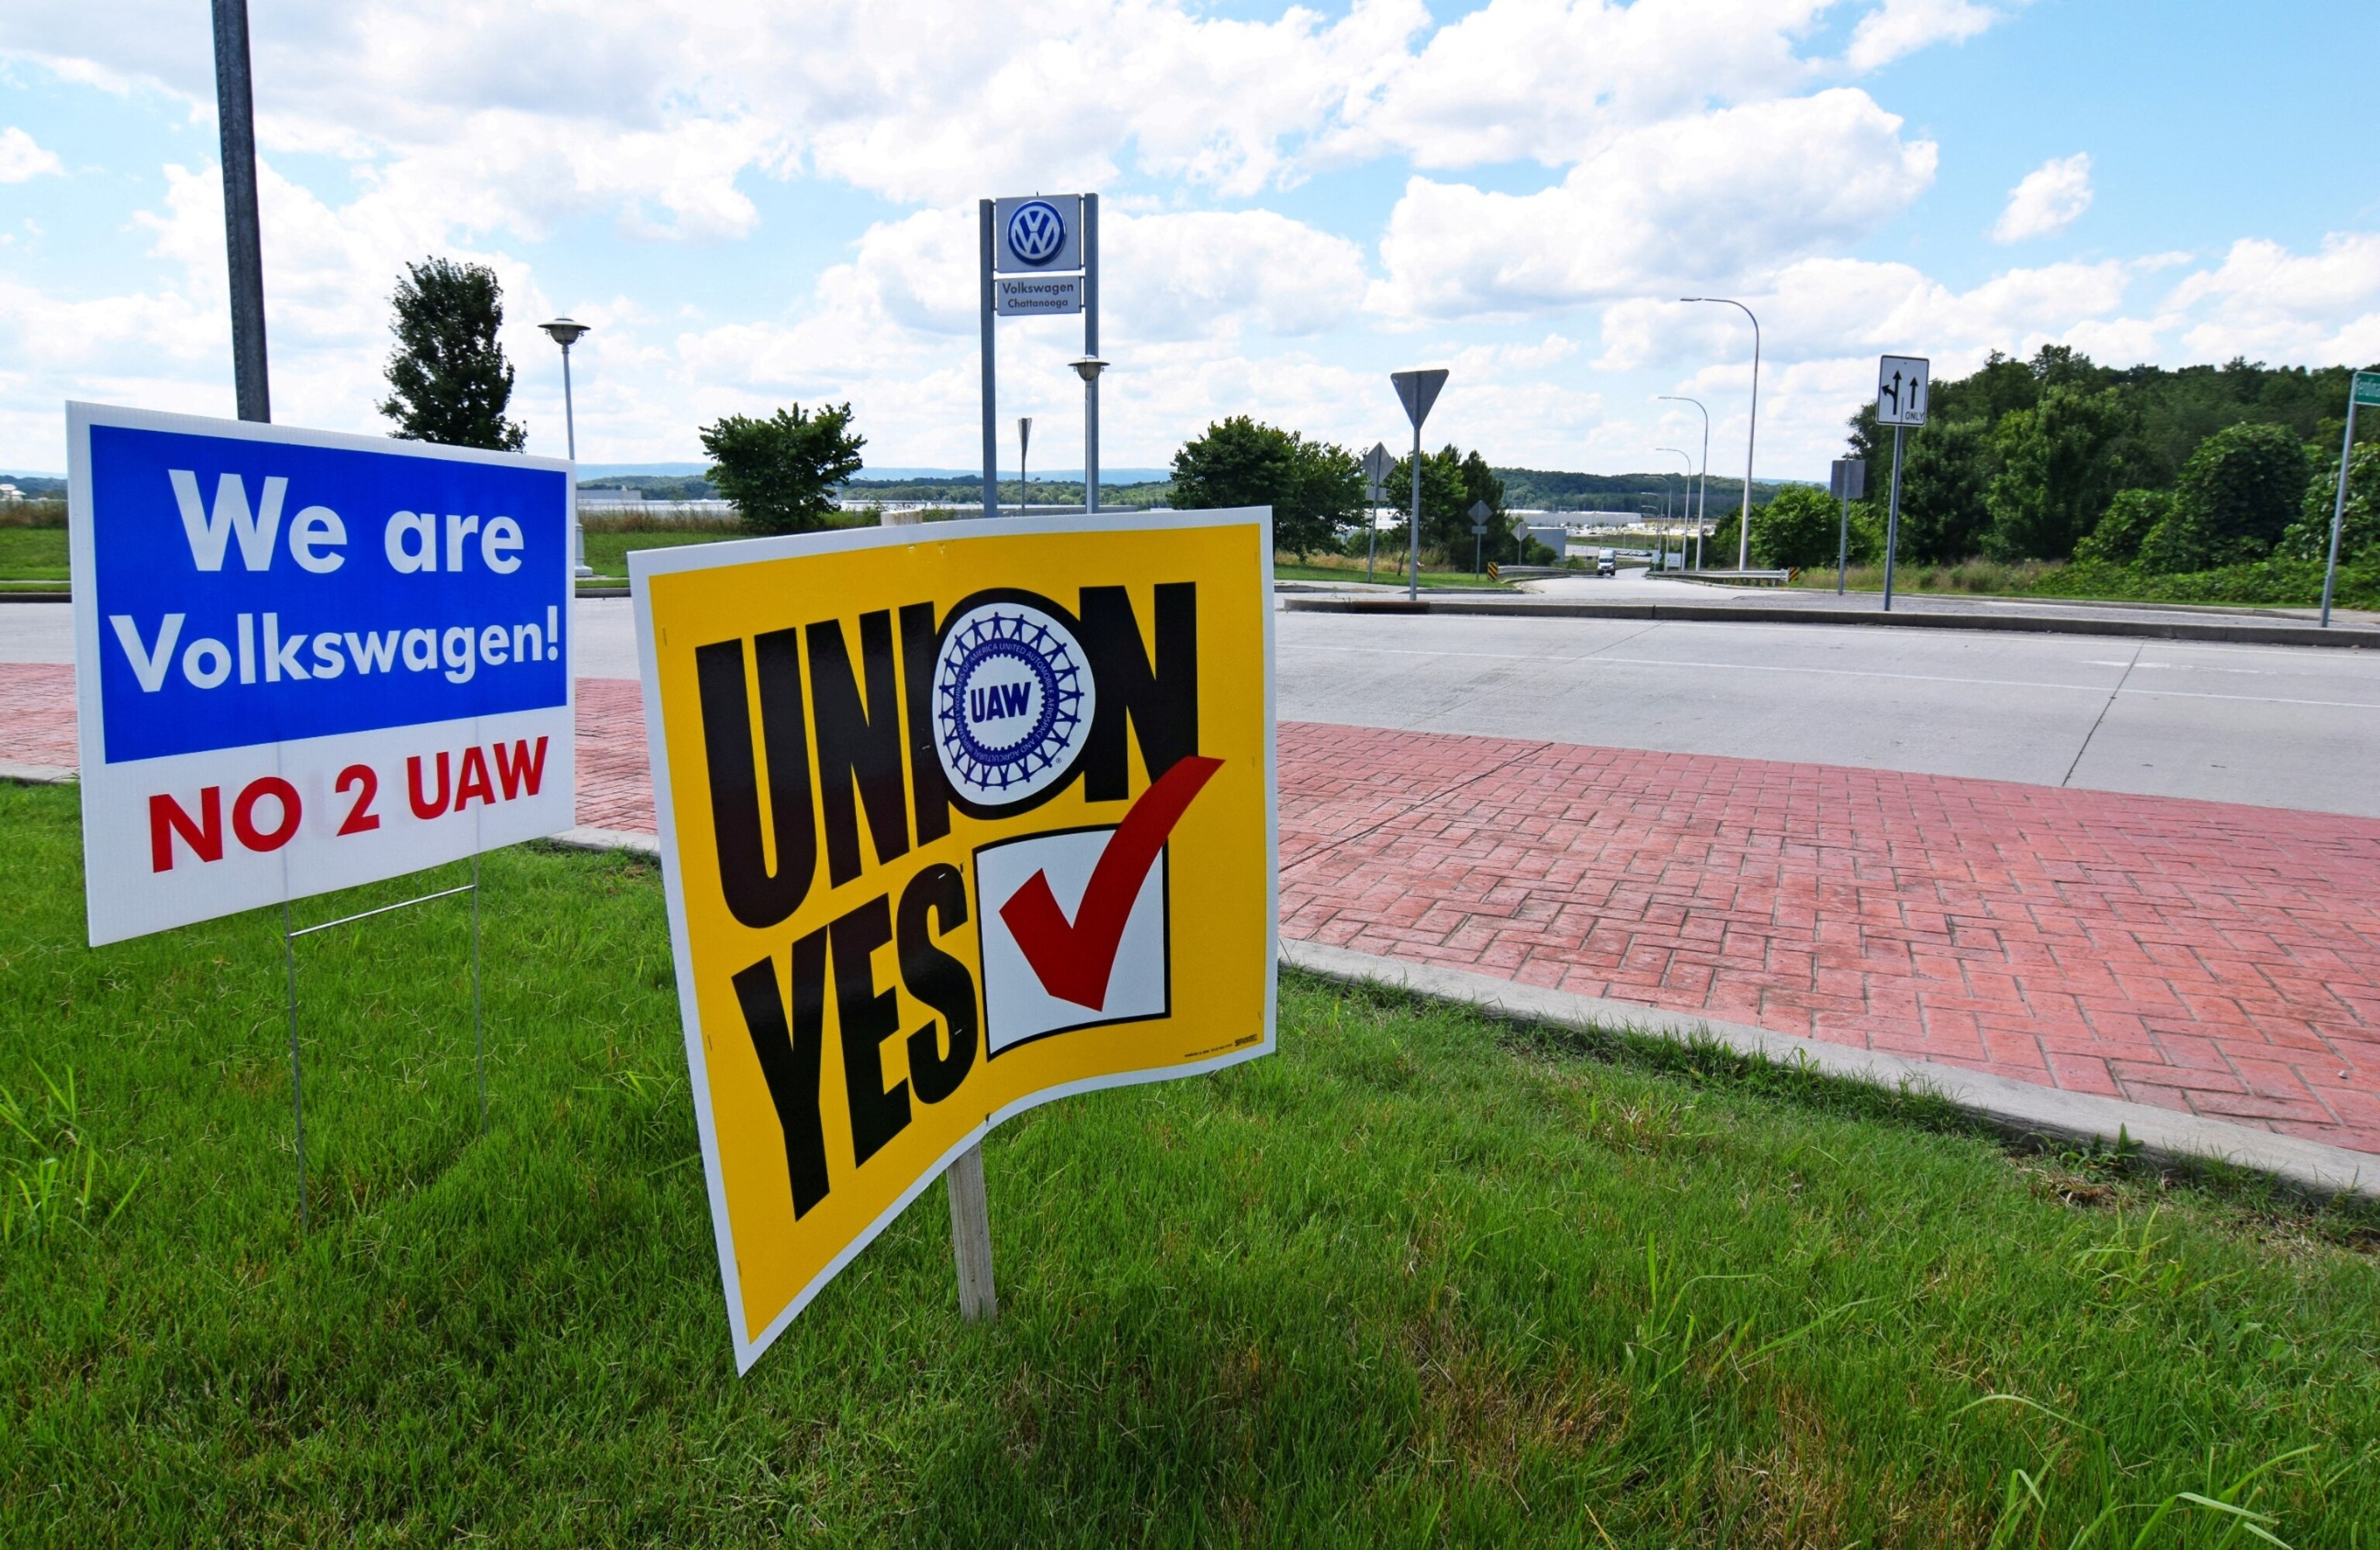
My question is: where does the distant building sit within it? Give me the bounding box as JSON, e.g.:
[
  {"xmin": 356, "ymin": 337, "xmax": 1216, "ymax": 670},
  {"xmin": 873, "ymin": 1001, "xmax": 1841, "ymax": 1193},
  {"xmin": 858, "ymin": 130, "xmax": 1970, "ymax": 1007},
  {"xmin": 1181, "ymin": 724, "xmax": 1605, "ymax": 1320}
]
[{"xmin": 0, "ymin": 483, "xmax": 22, "ymax": 503}]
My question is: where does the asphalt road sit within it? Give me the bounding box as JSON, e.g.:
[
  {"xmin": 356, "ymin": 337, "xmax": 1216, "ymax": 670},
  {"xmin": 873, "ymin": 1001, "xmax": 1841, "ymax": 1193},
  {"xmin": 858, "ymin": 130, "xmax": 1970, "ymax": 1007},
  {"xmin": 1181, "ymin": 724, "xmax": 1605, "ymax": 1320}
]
[
  {"xmin": 15, "ymin": 596, "xmax": 2379, "ymax": 816},
  {"xmin": 1275, "ymin": 605, "xmax": 2380, "ymax": 816}
]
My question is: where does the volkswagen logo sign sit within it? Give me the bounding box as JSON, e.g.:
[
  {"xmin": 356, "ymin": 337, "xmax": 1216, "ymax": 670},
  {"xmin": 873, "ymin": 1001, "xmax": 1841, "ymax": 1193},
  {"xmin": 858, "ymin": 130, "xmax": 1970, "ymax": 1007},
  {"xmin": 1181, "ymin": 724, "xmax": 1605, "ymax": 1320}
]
[
  {"xmin": 1004, "ymin": 199, "xmax": 1068, "ymax": 269},
  {"xmin": 934, "ymin": 598, "xmax": 1095, "ymax": 807}
]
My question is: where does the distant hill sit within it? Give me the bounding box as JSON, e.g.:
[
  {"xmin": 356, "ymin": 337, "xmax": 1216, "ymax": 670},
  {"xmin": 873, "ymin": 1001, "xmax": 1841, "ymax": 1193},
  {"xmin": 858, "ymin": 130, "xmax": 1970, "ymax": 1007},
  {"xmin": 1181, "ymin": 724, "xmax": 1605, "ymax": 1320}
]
[{"xmin": 1493, "ymin": 468, "xmax": 1792, "ymax": 515}]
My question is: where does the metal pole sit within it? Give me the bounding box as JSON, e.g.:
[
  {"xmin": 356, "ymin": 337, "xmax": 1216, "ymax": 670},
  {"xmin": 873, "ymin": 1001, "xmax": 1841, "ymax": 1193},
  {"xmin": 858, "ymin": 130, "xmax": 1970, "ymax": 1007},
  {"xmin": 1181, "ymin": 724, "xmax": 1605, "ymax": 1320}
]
[
  {"xmin": 211, "ymin": 0, "xmax": 270, "ymax": 423},
  {"xmin": 472, "ymin": 852, "xmax": 485, "ymax": 1132},
  {"xmin": 1084, "ymin": 193, "xmax": 1099, "ymax": 515},
  {"xmin": 1366, "ymin": 496, "xmax": 1377, "ymax": 581},
  {"xmin": 947, "ymin": 1141, "xmax": 997, "ymax": 1321},
  {"xmin": 1659, "ymin": 397, "xmax": 1710, "ymax": 572},
  {"xmin": 560, "ymin": 342, "xmax": 585, "ymax": 576},
  {"xmin": 283, "ymin": 902, "xmax": 304, "ymax": 1229},
  {"xmin": 1407, "ymin": 428, "xmax": 1422, "ymax": 603},
  {"xmin": 1838, "ymin": 491, "xmax": 1851, "ymax": 596},
  {"xmin": 1883, "ymin": 424, "xmax": 1906, "ymax": 613},
  {"xmin": 2322, "ymin": 390, "xmax": 2358, "ymax": 628},
  {"xmin": 979, "ymin": 200, "xmax": 997, "ymax": 520},
  {"xmin": 1017, "ymin": 417, "xmax": 1029, "ymax": 516}
]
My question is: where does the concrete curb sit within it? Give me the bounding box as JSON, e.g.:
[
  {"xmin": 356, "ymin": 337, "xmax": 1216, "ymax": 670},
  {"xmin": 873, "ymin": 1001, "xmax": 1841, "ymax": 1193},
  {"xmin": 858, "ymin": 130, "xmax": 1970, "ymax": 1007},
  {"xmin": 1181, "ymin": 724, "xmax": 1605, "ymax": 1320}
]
[
  {"xmin": 549, "ymin": 825, "xmax": 660, "ymax": 857},
  {"xmin": 1282, "ymin": 595, "xmax": 2380, "ymax": 650},
  {"xmin": 0, "ymin": 761, "xmax": 73, "ymax": 784},
  {"xmin": 1280, "ymin": 938, "xmax": 2378, "ymax": 1202}
]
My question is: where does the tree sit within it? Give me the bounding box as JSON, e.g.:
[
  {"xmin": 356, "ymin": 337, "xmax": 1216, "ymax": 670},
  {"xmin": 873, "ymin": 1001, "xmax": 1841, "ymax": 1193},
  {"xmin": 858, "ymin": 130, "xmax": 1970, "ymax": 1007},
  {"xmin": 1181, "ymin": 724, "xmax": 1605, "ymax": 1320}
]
[
  {"xmin": 1171, "ymin": 416, "xmax": 1364, "ymax": 558},
  {"xmin": 700, "ymin": 403, "xmax": 866, "ymax": 535},
  {"xmin": 1890, "ymin": 418, "xmax": 1996, "ymax": 564},
  {"xmin": 1384, "ymin": 445, "xmax": 1472, "ymax": 563},
  {"xmin": 2073, "ymin": 489, "xmax": 2171, "ymax": 566},
  {"xmin": 1982, "ymin": 386, "xmax": 2134, "ymax": 559},
  {"xmin": 2278, "ymin": 443, "xmax": 2380, "ymax": 563},
  {"xmin": 1747, "ymin": 484, "xmax": 1849, "ymax": 570},
  {"xmin": 379, "ymin": 258, "xmax": 528, "ymax": 451}
]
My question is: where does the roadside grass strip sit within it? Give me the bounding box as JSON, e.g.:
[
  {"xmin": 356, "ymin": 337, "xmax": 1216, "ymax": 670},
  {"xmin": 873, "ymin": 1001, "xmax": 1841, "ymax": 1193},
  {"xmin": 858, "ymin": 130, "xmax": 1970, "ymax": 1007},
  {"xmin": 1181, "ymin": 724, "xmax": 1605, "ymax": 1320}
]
[{"xmin": 2, "ymin": 780, "xmax": 2376, "ymax": 1545}]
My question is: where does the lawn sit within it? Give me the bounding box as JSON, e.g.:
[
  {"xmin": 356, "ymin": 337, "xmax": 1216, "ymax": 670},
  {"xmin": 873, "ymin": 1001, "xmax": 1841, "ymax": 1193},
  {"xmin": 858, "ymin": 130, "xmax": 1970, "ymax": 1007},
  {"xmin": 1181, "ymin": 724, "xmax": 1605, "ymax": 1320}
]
[
  {"xmin": 2, "ymin": 778, "xmax": 2376, "ymax": 1545},
  {"xmin": 0, "ymin": 527, "xmax": 67, "ymax": 580},
  {"xmin": 1274, "ymin": 558, "xmax": 1515, "ymax": 589}
]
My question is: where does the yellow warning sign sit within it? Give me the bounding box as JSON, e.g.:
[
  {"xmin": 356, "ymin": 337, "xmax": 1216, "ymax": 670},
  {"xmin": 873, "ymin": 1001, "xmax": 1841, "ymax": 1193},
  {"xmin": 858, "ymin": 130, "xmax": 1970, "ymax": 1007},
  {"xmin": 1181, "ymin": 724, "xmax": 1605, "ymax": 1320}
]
[{"xmin": 631, "ymin": 510, "xmax": 1276, "ymax": 1370}]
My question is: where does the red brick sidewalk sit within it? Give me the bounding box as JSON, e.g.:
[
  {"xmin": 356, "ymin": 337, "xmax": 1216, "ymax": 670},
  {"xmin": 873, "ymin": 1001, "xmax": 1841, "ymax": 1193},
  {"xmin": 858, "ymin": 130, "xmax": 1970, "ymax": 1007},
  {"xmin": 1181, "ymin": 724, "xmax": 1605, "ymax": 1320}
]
[
  {"xmin": 10, "ymin": 665, "xmax": 2378, "ymax": 1153},
  {"xmin": 1278, "ymin": 723, "xmax": 2380, "ymax": 1153}
]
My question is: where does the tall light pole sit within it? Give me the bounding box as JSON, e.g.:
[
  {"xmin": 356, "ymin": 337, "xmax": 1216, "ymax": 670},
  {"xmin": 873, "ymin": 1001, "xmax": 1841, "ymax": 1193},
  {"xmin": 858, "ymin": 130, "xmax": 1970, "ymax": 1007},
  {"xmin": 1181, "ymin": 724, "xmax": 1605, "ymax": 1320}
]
[
  {"xmin": 1657, "ymin": 447, "xmax": 1692, "ymax": 570},
  {"xmin": 1680, "ymin": 297, "xmax": 1759, "ymax": 571},
  {"xmin": 211, "ymin": 0, "xmax": 269, "ymax": 422},
  {"xmin": 1658, "ymin": 394, "xmax": 1710, "ymax": 569},
  {"xmin": 538, "ymin": 316, "xmax": 593, "ymax": 577}
]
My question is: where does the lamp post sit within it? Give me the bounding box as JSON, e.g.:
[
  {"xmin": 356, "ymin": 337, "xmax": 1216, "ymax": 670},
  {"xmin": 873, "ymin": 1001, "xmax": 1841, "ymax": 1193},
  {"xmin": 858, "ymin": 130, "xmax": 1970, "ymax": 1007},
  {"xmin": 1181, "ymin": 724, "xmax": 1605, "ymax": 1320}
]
[
  {"xmin": 1658, "ymin": 394, "xmax": 1710, "ymax": 569},
  {"xmin": 1656, "ymin": 447, "xmax": 1692, "ymax": 571},
  {"xmin": 1071, "ymin": 358, "xmax": 1106, "ymax": 513},
  {"xmin": 1016, "ymin": 416, "xmax": 1032, "ymax": 515},
  {"xmin": 211, "ymin": 0, "xmax": 269, "ymax": 423},
  {"xmin": 538, "ymin": 317, "xmax": 593, "ymax": 578},
  {"xmin": 1680, "ymin": 297, "xmax": 1759, "ymax": 572}
]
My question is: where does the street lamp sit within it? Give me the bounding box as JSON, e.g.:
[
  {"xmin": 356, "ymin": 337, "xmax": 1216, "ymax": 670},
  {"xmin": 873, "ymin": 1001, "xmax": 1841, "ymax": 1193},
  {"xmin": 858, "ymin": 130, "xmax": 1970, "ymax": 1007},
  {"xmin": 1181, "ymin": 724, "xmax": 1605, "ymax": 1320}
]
[
  {"xmin": 538, "ymin": 316, "xmax": 594, "ymax": 578},
  {"xmin": 1680, "ymin": 297, "xmax": 1759, "ymax": 572},
  {"xmin": 1071, "ymin": 356, "xmax": 1106, "ymax": 513},
  {"xmin": 1656, "ymin": 447, "xmax": 1692, "ymax": 571},
  {"xmin": 1657, "ymin": 394, "xmax": 1710, "ymax": 569}
]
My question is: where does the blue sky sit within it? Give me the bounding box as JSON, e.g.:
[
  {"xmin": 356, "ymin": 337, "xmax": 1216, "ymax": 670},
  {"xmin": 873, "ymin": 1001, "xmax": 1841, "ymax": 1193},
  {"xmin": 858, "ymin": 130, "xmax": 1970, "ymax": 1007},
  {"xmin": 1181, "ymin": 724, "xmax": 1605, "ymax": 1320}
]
[{"xmin": 4, "ymin": 0, "xmax": 2378, "ymax": 482}]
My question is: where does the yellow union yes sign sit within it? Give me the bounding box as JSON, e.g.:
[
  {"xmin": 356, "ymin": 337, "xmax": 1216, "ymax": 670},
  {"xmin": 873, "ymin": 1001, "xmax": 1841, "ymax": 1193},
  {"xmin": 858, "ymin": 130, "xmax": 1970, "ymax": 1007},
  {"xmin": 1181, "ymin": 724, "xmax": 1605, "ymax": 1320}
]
[{"xmin": 633, "ymin": 510, "xmax": 1277, "ymax": 1370}]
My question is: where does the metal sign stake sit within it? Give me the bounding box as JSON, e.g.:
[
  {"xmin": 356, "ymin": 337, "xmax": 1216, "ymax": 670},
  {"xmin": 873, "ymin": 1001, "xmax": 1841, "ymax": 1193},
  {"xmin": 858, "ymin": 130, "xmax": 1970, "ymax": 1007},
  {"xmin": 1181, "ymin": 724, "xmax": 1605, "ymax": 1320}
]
[
  {"xmin": 280, "ymin": 876, "xmax": 486, "ymax": 1230},
  {"xmin": 978, "ymin": 201, "xmax": 997, "ymax": 519}
]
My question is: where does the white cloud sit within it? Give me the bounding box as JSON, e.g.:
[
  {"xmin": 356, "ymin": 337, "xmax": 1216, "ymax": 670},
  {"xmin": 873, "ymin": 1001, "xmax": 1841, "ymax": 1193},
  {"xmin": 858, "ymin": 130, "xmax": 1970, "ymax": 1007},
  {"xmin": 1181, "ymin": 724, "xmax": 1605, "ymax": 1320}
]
[
  {"xmin": 1844, "ymin": 0, "xmax": 2011, "ymax": 73},
  {"xmin": 0, "ymin": 125, "xmax": 64, "ymax": 182},
  {"xmin": 1990, "ymin": 152, "xmax": 2093, "ymax": 243},
  {"xmin": 2164, "ymin": 234, "xmax": 2380, "ymax": 364},
  {"xmin": 1372, "ymin": 90, "xmax": 1937, "ymax": 320}
]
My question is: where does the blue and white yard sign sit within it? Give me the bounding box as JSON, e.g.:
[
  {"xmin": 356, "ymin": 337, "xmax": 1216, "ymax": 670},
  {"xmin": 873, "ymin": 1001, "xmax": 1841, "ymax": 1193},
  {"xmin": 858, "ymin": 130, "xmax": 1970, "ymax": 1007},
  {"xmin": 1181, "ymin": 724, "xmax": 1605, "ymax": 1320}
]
[{"xmin": 67, "ymin": 403, "xmax": 577, "ymax": 945}]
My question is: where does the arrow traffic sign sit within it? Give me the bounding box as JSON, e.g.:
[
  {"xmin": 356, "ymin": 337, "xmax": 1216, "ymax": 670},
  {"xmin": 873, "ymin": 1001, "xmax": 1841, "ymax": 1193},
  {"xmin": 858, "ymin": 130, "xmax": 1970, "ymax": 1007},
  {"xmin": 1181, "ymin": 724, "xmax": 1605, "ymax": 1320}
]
[{"xmin": 1876, "ymin": 354, "xmax": 1931, "ymax": 427}]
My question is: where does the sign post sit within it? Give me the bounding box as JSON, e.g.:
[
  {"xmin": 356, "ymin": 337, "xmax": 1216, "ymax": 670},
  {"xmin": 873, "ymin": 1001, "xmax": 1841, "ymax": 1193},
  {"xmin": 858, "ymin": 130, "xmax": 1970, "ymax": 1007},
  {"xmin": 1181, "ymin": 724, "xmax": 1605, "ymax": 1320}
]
[
  {"xmin": 1874, "ymin": 356, "xmax": 1929, "ymax": 612},
  {"xmin": 1360, "ymin": 442, "xmax": 1392, "ymax": 583},
  {"xmin": 1829, "ymin": 458, "xmax": 1867, "ymax": 595},
  {"xmin": 1390, "ymin": 371, "xmax": 1450, "ymax": 601},
  {"xmin": 1017, "ymin": 417, "xmax": 1031, "ymax": 515},
  {"xmin": 632, "ymin": 509, "xmax": 1276, "ymax": 1370},
  {"xmin": 1470, "ymin": 499, "xmax": 1491, "ymax": 576},
  {"xmin": 2323, "ymin": 372, "xmax": 2380, "ymax": 627},
  {"xmin": 982, "ymin": 195, "xmax": 1095, "ymax": 520}
]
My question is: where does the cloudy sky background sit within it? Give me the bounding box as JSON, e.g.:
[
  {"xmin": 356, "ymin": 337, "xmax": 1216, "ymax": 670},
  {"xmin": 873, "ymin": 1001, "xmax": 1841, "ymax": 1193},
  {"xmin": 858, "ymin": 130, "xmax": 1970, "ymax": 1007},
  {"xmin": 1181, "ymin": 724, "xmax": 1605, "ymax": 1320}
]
[{"xmin": 2, "ymin": 0, "xmax": 2377, "ymax": 480}]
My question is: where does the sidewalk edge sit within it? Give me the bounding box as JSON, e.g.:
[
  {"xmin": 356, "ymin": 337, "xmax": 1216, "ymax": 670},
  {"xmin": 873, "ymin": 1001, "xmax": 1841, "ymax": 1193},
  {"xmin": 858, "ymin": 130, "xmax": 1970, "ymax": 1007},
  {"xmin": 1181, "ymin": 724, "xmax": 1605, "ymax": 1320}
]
[{"xmin": 1280, "ymin": 938, "xmax": 2378, "ymax": 1201}]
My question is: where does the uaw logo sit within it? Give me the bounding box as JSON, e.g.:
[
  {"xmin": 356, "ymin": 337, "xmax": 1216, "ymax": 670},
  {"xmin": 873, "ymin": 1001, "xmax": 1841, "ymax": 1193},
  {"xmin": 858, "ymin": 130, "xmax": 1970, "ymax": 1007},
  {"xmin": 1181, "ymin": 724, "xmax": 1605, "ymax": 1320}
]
[
  {"xmin": 934, "ymin": 598, "xmax": 1094, "ymax": 808},
  {"xmin": 1004, "ymin": 199, "xmax": 1068, "ymax": 268}
]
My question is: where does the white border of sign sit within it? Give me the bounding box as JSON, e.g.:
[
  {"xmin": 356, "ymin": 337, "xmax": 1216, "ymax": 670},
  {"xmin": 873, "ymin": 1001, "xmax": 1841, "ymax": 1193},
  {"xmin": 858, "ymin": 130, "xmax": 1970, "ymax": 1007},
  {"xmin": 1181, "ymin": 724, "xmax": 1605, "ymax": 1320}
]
[
  {"xmin": 67, "ymin": 400, "xmax": 579, "ymax": 944},
  {"xmin": 630, "ymin": 507, "xmax": 1278, "ymax": 1373}
]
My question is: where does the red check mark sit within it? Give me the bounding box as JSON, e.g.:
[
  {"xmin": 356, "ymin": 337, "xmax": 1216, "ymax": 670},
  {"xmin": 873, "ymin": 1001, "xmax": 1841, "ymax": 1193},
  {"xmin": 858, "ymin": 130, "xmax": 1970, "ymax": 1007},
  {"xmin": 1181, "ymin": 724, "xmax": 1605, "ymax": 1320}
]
[{"xmin": 998, "ymin": 754, "xmax": 1224, "ymax": 1011}]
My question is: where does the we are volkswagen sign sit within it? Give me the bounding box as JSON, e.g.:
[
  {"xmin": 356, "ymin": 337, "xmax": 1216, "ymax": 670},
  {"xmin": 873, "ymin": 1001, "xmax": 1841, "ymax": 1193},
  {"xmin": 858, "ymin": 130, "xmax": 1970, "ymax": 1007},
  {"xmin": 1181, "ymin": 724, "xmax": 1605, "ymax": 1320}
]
[{"xmin": 67, "ymin": 402, "xmax": 577, "ymax": 944}]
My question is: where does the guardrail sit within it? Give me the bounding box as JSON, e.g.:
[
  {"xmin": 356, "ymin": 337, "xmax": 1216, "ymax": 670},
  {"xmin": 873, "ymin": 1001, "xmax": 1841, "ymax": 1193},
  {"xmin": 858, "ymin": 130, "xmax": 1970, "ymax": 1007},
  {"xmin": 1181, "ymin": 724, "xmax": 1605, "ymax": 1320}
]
[{"xmin": 1649, "ymin": 568, "xmax": 1793, "ymax": 586}]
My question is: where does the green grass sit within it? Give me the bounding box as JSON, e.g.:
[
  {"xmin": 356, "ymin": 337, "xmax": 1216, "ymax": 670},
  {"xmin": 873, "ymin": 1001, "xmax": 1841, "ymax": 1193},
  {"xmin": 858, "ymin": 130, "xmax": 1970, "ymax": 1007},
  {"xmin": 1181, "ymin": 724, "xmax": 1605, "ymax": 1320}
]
[
  {"xmin": 1791, "ymin": 555, "xmax": 2380, "ymax": 613},
  {"xmin": 581, "ymin": 525, "xmax": 746, "ymax": 578},
  {"xmin": 3, "ymin": 778, "xmax": 2377, "ymax": 1545},
  {"xmin": 1275, "ymin": 559, "xmax": 1515, "ymax": 589},
  {"xmin": 0, "ymin": 527, "xmax": 67, "ymax": 580}
]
